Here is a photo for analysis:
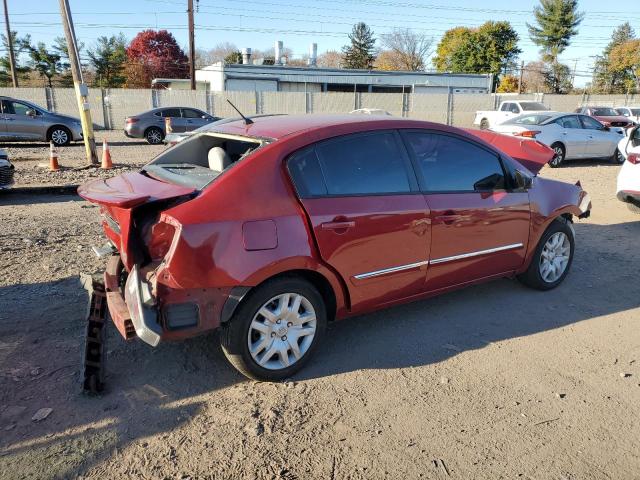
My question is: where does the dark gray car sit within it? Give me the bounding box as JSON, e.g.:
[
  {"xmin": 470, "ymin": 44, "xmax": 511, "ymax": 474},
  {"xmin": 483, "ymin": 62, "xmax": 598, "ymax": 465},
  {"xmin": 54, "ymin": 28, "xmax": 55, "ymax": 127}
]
[
  {"xmin": 124, "ymin": 107, "xmax": 219, "ymax": 144},
  {"xmin": 0, "ymin": 96, "xmax": 83, "ymax": 146}
]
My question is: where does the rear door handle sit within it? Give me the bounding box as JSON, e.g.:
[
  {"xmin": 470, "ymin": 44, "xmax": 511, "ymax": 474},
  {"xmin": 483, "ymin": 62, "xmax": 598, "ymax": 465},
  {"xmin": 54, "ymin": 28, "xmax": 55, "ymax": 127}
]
[
  {"xmin": 321, "ymin": 220, "xmax": 355, "ymax": 231},
  {"xmin": 435, "ymin": 210, "xmax": 461, "ymax": 225}
]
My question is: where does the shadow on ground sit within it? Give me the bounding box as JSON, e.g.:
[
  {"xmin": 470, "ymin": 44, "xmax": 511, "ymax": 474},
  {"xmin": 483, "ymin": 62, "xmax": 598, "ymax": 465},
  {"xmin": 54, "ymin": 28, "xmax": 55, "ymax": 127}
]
[{"xmin": 0, "ymin": 219, "xmax": 638, "ymax": 478}]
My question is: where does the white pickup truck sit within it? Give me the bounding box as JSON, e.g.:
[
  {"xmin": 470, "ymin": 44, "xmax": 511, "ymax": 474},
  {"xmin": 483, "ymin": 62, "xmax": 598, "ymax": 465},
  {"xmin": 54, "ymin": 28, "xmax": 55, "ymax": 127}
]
[{"xmin": 474, "ymin": 100, "xmax": 552, "ymax": 130}]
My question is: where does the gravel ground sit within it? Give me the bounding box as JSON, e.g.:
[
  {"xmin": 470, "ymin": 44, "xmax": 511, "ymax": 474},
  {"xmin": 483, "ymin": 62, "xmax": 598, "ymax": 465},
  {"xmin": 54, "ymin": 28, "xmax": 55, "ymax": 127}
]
[
  {"xmin": 3, "ymin": 131, "xmax": 165, "ymax": 188},
  {"xmin": 0, "ymin": 159, "xmax": 639, "ymax": 480}
]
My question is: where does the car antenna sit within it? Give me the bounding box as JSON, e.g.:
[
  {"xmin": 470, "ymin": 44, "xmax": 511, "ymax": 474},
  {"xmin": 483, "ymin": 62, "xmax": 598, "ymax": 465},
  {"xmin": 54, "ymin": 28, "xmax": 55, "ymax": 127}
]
[{"xmin": 226, "ymin": 99, "xmax": 254, "ymax": 125}]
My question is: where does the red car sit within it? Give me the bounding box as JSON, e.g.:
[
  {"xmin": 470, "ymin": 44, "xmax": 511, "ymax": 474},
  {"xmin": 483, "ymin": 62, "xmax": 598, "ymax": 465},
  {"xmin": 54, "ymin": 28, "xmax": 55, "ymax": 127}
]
[
  {"xmin": 574, "ymin": 106, "xmax": 633, "ymax": 130},
  {"xmin": 79, "ymin": 115, "xmax": 591, "ymax": 381}
]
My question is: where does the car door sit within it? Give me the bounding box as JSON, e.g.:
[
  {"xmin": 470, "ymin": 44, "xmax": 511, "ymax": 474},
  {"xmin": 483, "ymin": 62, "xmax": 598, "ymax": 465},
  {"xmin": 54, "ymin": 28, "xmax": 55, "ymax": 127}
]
[
  {"xmin": 181, "ymin": 108, "xmax": 213, "ymax": 131},
  {"xmin": 500, "ymin": 102, "xmax": 515, "ymax": 123},
  {"xmin": 553, "ymin": 115, "xmax": 588, "ymax": 159},
  {"xmin": 161, "ymin": 108, "xmax": 186, "ymax": 133},
  {"xmin": 0, "ymin": 100, "xmax": 8, "ymax": 138},
  {"xmin": 2, "ymin": 100, "xmax": 46, "ymax": 140},
  {"xmin": 287, "ymin": 131, "xmax": 431, "ymax": 313},
  {"xmin": 579, "ymin": 115, "xmax": 616, "ymax": 157},
  {"xmin": 400, "ymin": 130, "xmax": 530, "ymax": 291}
]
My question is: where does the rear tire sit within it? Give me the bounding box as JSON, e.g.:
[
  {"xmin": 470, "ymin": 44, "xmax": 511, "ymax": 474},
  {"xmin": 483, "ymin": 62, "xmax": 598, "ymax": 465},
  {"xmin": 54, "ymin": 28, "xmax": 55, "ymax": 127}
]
[
  {"xmin": 220, "ymin": 277, "xmax": 327, "ymax": 381},
  {"xmin": 518, "ymin": 218, "xmax": 575, "ymax": 291},
  {"xmin": 145, "ymin": 127, "xmax": 164, "ymax": 145},
  {"xmin": 549, "ymin": 143, "xmax": 565, "ymax": 168},
  {"xmin": 480, "ymin": 118, "xmax": 489, "ymax": 130}
]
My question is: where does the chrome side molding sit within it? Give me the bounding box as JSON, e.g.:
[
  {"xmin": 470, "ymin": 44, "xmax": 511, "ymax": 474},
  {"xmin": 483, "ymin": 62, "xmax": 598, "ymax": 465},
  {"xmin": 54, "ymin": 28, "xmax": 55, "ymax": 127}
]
[{"xmin": 353, "ymin": 260, "xmax": 430, "ymax": 280}]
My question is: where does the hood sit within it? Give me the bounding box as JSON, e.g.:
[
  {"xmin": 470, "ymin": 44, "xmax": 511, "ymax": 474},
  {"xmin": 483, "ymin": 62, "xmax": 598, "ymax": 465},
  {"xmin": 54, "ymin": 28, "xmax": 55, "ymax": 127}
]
[
  {"xmin": 47, "ymin": 112, "xmax": 81, "ymax": 123},
  {"xmin": 465, "ymin": 129, "xmax": 553, "ymax": 175},
  {"xmin": 78, "ymin": 172, "xmax": 195, "ymax": 208}
]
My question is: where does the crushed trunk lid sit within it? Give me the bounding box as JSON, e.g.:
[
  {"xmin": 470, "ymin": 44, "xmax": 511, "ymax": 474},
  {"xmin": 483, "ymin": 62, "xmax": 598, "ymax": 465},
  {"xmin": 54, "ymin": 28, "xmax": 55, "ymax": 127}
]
[{"xmin": 465, "ymin": 129, "xmax": 553, "ymax": 175}]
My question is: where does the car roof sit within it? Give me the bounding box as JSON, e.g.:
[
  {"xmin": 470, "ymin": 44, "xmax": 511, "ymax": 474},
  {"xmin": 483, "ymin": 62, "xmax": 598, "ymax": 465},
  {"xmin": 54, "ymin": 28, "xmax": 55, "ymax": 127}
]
[{"xmin": 203, "ymin": 114, "xmax": 442, "ymax": 140}]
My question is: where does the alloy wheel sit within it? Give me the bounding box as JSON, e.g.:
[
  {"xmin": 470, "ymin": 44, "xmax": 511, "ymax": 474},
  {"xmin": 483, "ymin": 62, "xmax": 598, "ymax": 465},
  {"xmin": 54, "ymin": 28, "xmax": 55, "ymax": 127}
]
[
  {"xmin": 247, "ymin": 293, "xmax": 317, "ymax": 370},
  {"xmin": 551, "ymin": 146, "xmax": 564, "ymax": 167},
  {"xmin": 51, "ymin": 129, "xmax": 68, "ymax": 145},
  {"xmin": 539, "ymin": 232, "xmax": 571, "ymax": 283},
  {"xmin": 147, "ymin": 129, "xmax": 162, "ymax": 144}
]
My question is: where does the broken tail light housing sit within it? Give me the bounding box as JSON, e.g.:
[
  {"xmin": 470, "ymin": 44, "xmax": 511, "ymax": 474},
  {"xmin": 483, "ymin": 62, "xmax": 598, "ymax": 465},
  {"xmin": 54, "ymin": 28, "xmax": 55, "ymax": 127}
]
[
  {"xmin": 514, "ymin": 130, "xmax": 541, "ymax": 138},
  {"xmin": 628, "ymin": 153, "xmax": 639, "ymax": 165},
  {"xmin": 146, "ymin": 221, "xmax": 177, "ymax": 261}
]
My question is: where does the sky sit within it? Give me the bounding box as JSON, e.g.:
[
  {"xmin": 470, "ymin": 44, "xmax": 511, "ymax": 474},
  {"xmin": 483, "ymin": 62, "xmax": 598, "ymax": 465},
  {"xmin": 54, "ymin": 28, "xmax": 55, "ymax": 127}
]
[{"xmin": 6, "ymin": 0, "xmax": 640, "ymax": 87}]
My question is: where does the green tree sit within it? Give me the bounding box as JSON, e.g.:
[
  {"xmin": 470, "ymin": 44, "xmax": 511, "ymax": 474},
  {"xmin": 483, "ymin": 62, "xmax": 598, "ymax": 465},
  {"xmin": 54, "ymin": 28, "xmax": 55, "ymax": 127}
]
[
  {"xmin": 592, "ymin": 23, "xmax": 635, "ymax": 93},
  {"xmin": 27, "ymin": 42, "xmax": 62, "ymax": 88},
  {"xmin": 342, "ymin": 22, "xmax": 376, "ymax": 69},
  {"xmin": 433, "ymin": 22, "xmax": 521, "ymax": 78},
  {"xmin": 527, "ymin": 0, "xmax": 584, "ymax": 93},
  {"xmin": 87, "ymin": 34, "xmax": 128, "ymax": 87},
  {"xmin": 224, "ymin": 50, "xmax": 242, "ymax": 64},
  {"xmin": 0, "ymin": 31, "xmax": 31, "ymax": 86},
  {"xmin": 52, "ymin": 36, "xmax": 84, "ymax": 87}
]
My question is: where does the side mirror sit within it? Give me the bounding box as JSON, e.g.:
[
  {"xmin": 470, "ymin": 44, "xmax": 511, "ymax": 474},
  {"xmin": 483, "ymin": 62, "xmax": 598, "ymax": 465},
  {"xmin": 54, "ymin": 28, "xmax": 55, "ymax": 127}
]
[
  {"xmin": 515, "ymin": 170, "xmax": 533, "ymax": 190},
  {"xmin": 26, "ymin": 109, "xmax": 36, "ymax": 117},
  {"xmin": 603, "ymin": 125, "xmax": 610, "ymax": 132}
]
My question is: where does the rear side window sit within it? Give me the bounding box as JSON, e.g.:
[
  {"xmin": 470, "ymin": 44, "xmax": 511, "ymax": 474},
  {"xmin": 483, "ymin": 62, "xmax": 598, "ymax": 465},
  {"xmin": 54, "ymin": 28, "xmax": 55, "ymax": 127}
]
[
  {"xmin": 162, "ymin": 108, "xmax": 182, "ymax": 118},
  {"xmin": 556, "ymin": 115, "xmax": 582, "ymax": 129},
  {"xmin": 315, "ymin": 132, "xmax": 411, "ymax": 196},
  {"xmin": 404, "ymin": 132, "xmax": 506, "ymax": 192},
  {"xmin": 287, "ymin": 148, "xmax": 327, "ymax": 198}
]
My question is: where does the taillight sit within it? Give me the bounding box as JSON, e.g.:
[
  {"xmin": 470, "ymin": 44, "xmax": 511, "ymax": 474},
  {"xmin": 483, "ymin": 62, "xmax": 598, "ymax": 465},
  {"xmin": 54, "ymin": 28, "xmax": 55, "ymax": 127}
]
[
  {"xmin": 146, "ymin": 221, "xmax": 176, "ymax": 260},
  {"xmin": 628, "ymin": 153, "xmax": 640, "ymax": 164},
  {"xmin": 125, "ymin": 117, "xmax": 139, "ymax": 124},
  {"xmin": 514, "ymin": 130, "xmax": 541, "ymax": 138}
]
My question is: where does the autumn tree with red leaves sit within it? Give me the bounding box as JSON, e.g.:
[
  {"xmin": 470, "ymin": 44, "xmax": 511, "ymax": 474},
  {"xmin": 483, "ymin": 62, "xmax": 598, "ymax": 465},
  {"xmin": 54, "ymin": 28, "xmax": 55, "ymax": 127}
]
[{"xmin": 124, "ymin": 30, "xmax": 188, "ymax": 88}]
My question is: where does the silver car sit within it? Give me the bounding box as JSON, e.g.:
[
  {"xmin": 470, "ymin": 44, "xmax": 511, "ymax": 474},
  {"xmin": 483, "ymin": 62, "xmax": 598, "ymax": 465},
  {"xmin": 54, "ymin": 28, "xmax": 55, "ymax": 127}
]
[
  {"xmin": 0, "ymin": 96, "xmax": 83, "ymax": 146},
  {"xmin": 124, "ymin": 107, "xmax": 219, "ymax": 145}
]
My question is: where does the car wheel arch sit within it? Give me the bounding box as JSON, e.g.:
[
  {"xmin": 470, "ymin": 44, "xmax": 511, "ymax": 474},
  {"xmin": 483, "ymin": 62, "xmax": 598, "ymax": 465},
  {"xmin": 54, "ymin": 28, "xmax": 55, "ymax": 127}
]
[{"xmin": 221, "ymin": 267, "xmax": 345, "ymax": 326}]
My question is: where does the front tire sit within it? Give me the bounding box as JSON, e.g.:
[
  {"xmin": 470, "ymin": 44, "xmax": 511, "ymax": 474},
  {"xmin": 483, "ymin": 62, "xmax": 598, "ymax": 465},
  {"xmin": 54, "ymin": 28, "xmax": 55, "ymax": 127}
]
[
  {"xmin": 145, "ymin": 127, "xmax": 164, "ymax": 145},
  {"xmin": 549, "ymin": 143, "xmax": 565, "ymax": 168},
  {"xmin": 48, "ymin": 126, "xmax": 71, "ymax": 146},
  {"xmin": 518, "ymin": 218, "xmax": 575, "ymax": 291},
  {"xmin": 220, "ymin": 277, "xmax": 327, "ymax": 381},
  {"xmin": 611, "ymin": 148, "xmax": 625, "ymax": 165}
]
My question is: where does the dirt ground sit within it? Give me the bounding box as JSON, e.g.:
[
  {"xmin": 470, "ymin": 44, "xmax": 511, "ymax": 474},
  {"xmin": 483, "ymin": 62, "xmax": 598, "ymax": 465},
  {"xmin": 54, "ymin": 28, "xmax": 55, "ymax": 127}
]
[
  {"xmin": 0, "ymin": 139, "xmax": 639, "ymax": 479},
  {"xmin": 3, "ymin": 131, "xmax": 165, "ymax": 188}
]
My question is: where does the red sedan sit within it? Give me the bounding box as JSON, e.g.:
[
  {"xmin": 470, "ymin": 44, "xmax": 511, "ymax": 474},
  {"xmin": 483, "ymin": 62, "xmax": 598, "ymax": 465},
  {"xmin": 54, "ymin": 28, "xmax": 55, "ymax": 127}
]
[{"xmin": 79, "ymin": 115, "xmax": 591, "ymax": 381}]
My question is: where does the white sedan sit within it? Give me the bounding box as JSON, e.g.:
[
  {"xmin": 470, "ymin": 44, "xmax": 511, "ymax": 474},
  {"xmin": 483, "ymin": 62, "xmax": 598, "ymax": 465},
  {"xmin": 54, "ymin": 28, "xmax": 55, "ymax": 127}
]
[
  {"xmin": 491, "ymin": 112, "xmax": 625, "ymax": 167},
  {"xmin": 617, "ymin": 126, "xmax": 640, "ymax": 213}
]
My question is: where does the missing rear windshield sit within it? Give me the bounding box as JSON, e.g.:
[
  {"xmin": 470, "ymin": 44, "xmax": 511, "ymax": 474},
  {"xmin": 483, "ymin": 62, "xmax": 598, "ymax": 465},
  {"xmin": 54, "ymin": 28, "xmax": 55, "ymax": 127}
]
[{"xmin": 143, "ymin": 132, "xmax": 266, "ymax": 189}]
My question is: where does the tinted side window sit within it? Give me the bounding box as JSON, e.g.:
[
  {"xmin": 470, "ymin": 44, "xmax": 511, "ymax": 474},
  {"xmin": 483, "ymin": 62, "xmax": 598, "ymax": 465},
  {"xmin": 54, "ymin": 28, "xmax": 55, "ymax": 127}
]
[
  {"xmin": 287, "ymin": 148, "xmax": 327, "ymax": 198},
  {"xmin": 500, "ymin": 103, "xmax": 510, "ymax": 112},
  {"xmin": 182, "ymin": 108, "xmax": 203, "ymax": 118},
  {"xmin": 314, "ymin": 132, "xmax": 411, "ymax": 195},
  {"xmin": 580, "ymin": 115, "xmax": 603, "ymax": 130},
  {"xmin": 162, "ymin": 108, "xmax": 182, "ymax": 118},
  {"xmin": 1, "ymin": 99, "xmax": 14, "ymax": 114},
  {"xmin": 404, "ymin": 132, "xmax": 506, "ymax": 192}
]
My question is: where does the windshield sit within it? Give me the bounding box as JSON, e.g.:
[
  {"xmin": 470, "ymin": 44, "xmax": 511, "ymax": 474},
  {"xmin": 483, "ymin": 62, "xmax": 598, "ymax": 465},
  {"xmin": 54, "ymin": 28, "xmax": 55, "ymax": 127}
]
[
  {"xmin": 142, "ymin": 132, "xmax": 266, "ymax": 189},
  {"xmin": 512, "ymin": 114, "xmax": 553, "ymax": 125},
  {"xmin": 520, "ymin": 102, "xmax": 549, "ymax": 111},
  {"xmin": 592, "ymin": 108, "xmax": 618, "ymax": 116}
]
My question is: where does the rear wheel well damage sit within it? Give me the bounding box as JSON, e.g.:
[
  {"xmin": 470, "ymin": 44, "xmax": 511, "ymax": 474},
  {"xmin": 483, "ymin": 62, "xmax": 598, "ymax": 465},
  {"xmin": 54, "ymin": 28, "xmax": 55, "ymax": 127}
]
[{"xmin": 221, "ymin": 269, "xmax": 338, "ymax": 325}]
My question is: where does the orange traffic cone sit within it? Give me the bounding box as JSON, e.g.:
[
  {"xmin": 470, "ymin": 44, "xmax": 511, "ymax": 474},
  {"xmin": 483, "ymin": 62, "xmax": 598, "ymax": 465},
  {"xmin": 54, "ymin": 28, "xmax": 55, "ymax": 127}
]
[
  {"xmin": 101, "ymin": 139, "xmax": 112, "ymax": 169},
  {"xmin": 49, "ymin": 141, "xmax": 59, "ymax": 171}
]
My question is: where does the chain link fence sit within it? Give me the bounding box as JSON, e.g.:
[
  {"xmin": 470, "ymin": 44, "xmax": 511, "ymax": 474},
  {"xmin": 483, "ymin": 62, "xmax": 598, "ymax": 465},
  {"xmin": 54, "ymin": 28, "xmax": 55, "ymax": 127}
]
[{"xmin": 2, "ymin": 87, "xmax": 639, "ymax": 130}]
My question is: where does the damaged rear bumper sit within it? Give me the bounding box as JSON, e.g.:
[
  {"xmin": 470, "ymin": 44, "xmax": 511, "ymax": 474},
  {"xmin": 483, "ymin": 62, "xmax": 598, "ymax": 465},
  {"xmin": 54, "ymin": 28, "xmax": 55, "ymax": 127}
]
[{"xmin": 104, "ymin": 255, "xmax": 162, "ymax": 346}]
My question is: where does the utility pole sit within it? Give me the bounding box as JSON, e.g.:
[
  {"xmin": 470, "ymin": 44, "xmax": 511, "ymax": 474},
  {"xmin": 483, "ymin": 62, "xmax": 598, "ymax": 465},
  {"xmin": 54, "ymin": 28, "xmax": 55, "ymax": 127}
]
[
  {"xmin": 518, "ymin": 60, "xmax": 524, "ymax": 94},
  {"xmin": 3, "ymin": 0, "xmax": 18, "ymax": 87},
  {"xmin": 188, "ymin": 0, "xmax": 195, "ymax": 90},
  {"xmin": 59, "ymin": 0, "xmax": 98, "ymax": 165}
]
